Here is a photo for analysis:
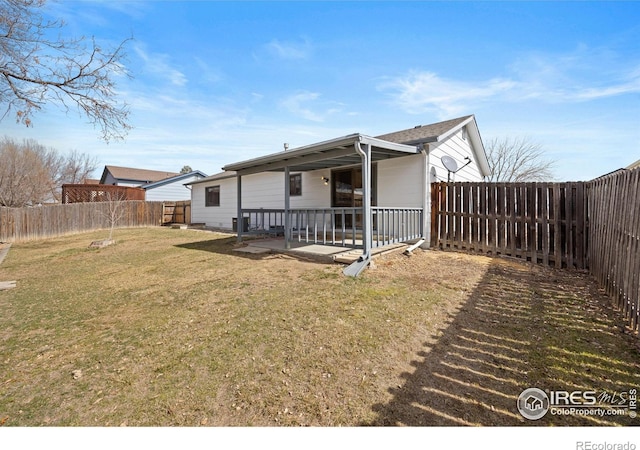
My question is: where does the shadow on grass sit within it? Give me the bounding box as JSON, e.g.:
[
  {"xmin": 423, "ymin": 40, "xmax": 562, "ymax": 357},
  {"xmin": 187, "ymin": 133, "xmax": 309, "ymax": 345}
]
[
  {"xmin": 368, "ymin": 258, "xmax": 640, "ymax": 426},
  {"xmin": 174, "ymin": 237, "xmax": 331, "ymax": 265}
]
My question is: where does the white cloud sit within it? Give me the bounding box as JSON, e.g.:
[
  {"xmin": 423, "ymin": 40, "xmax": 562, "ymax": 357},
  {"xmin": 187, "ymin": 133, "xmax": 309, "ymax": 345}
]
[
  {"xmin": 280, "ymin": 91, "xmax": 344, "ymax": 122},
  {"xmin": 379, "ymin": 71, "xmax": 517, "ymax": 118},
  {"xmin": 380, "ymin": 48, "xmax": 640, "ymax": 117},
  {"xmin": 264, "ymin": 38, "xmax": 311, "ymax": 60},
  {"xmin": 133, "ymin": 44, "xmax": 187, "ymax": 87}
]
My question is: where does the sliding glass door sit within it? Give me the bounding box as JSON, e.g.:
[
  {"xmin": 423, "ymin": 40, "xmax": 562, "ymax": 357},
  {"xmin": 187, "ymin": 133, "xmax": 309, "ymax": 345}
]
[{"xmin": 331, "ymin": 165, "xmax": 376, "ymax": 228}]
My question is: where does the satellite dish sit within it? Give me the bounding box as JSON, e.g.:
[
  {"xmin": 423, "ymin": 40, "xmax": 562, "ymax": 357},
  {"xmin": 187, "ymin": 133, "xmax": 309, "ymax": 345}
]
[{"xmin": 441, "ymin": 155, "xmax": 458, "ymax": 172}]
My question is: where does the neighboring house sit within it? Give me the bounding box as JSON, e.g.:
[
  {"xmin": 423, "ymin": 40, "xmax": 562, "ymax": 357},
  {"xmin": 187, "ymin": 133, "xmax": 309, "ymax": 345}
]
[
  {"xmin": 100, "ymin": 166, "xmax": 181, "ymax": 187},
  {"xmin": 627, "ymin": 159, "xmax": 640, "ymax": 170},
  {"xmin": 142, "ymin": 170, "xmax": 207, "ymax": 201},
  {"xmin": 188, "ymin": 115, "xmax": 490, "ymax": 274},
  {"xmin": 99, "ymin": 165, "xmax": 206, "ymax": 201}
]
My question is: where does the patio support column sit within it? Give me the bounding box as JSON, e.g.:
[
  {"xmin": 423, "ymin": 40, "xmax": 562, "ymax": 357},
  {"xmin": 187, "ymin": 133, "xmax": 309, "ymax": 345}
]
[
  {"xmin": 421, "ymin": 144, "xmax": 431, "ymax": 248},
  {"xmin": 284, "ymin": 166, "xmax": 291, "ymax": 249},
  {"xmin": 236, "ymin": 173, "xmax": 243, "ymax": 243}
]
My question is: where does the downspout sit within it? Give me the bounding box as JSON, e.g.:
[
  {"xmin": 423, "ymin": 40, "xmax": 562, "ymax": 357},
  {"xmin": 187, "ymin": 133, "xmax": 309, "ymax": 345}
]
[
  {"xmin": 422, "ymin": 144, "xmax": 431, "ymax": 248},
  {"xmin": 406, "ymin": 144, "xmax": 429, "ymax": 255},
  {"xmin": 355, "ymin": 138, "xmax": 372, "ymax": 260},
  {"xmin": 343, "ymin": 138, "xmax": 372, "ymax": 277}
]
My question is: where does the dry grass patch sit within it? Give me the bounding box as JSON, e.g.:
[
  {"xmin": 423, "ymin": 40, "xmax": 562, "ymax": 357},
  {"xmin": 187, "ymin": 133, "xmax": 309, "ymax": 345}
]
[{"xmin": 0, "ymin": 227, "xmax": 637, "ymax": 426}]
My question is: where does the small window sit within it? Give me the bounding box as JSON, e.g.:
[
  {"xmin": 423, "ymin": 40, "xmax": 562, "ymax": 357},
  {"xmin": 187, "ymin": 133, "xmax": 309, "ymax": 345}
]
[
  {"xmin": 461, "ymin": 127, "xmax": 467, "ymax": 141},
  {"xmin": 205, "ymin": 185, "xmax": 220, "ymax": 207},
  {"xmin": 289, "ymin": 174, "xmax": 302, "ymax": 196}
]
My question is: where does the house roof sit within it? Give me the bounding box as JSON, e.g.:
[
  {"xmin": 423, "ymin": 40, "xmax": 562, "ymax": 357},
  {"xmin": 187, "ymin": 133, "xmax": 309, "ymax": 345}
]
[
  {"xmin": 204, "ymin": 115, "xmax": 490, "ymax": 178},
  {"xmin": 141, "ymin": 170, "xmax": 208, "ymax": 190},
  {"xmin": 376, "ymin": 115, "xmax": 474, "ymax": 145},
  {"xmin": 223, "ymin": 134, "xmax": 419, "ymax": 176},
  {"xmin": 100, "ymin": 165, "xmax": 180, "ymax": 184},
  {"xmin": 377, "ymin": 115, "xmax": 491, "ymax": 177}
]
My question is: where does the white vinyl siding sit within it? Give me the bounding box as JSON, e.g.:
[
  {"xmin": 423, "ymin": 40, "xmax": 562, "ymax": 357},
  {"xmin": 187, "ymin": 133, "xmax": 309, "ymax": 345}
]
[
  {"xmin": 144, "ymin": 174, "xmax": 203, "ymax": 201},
  {"xmin": 429, "ymin": 129, "xmax": 484, "ymax": 182}
]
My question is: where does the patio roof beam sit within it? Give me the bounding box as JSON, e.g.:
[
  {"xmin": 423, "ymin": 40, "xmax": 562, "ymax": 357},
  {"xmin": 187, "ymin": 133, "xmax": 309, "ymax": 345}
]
[
  {"xmin": 233, "ymin": 146, "xmax": 357, "ymax": 176},
  {"xmin": 223, "ymin": 134, "xmax": 419, "ymax": 176}
]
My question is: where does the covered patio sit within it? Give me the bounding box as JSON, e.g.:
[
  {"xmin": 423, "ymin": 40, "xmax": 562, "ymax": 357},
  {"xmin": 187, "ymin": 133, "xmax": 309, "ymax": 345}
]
[{"xmin": 223, "ymin": 134, "xmax": 429, "ymax": 276}]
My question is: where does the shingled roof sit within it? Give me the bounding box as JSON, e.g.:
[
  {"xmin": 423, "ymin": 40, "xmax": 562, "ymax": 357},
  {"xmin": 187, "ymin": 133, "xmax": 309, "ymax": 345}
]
[
  {"xmin": 100, "ymin": 165, "xmax": 180, "ymax": 184},
  {"xmin": 376, "ymin": 115, "xmax": 473, "ymax": 145}
]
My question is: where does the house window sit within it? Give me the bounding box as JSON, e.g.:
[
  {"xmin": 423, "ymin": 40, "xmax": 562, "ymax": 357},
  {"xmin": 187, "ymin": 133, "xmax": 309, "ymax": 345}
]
[
  {"xmin": 289, "ymin": 174, "xmax": 302, "ymax": 196},
  {"xmin": 461, "ymin": 127, "xmax": 467, "ymax": 141},
  {"xmin": 205, "ymin": 185, "xmax": 220, "ymax": 207}
]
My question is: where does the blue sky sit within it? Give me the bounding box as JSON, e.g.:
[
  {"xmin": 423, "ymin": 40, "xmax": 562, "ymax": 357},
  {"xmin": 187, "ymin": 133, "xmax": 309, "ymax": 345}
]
[{"xmin": 2, "ymin": 1, "xmax": 639, "ymax": 181}]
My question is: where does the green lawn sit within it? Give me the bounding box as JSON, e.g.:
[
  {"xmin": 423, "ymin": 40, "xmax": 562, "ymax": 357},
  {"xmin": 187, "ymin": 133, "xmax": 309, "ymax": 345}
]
[{"xmin": 0, "ymin": 227, "xmax": 638, "ymax": 426}]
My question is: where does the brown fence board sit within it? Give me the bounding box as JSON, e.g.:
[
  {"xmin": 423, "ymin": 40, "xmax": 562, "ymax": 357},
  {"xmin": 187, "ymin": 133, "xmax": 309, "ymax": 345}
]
[
  {"xmin": 587, "ymin": 168, "xmax": 640, "ymax": 332},
  {"xmin": 432, "ymin": 182, "xmax": 588, "ymax": 269},
  {"xmin": 432, "ymin": 174, "xmax": 639, "ymax": 333},
  {"xmin": 62, "ymin": 184, "xmax": 145, "ymax": 203},
  {"xmin": 0, "ymin": 201, "xmax": 164, "ymax": 243}
]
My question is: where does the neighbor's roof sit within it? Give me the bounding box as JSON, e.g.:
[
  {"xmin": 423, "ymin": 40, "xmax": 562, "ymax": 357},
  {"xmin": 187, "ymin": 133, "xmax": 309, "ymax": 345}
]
[
  {"xmin": 627, "ymin": 159, "xmax": 640, "ymax": 170},
  {"xmin": 141, "ymin": 170, "xmax": 208, "ymax": 190},
  {"xmin": 100, "ymin": 165, "xmax": 180, "ymax": 184},
  {"xmin": 186, "ymin": 170, "xmax": 238, "ymax": 186}
]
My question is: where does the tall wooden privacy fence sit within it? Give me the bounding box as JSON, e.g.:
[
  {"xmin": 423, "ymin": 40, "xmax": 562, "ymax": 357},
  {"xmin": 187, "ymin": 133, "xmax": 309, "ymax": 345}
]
[
  {"xmin": 431, "ymin": 171, "xmax": 639, "ymax": 332},
  {"xmin": 0, "ymin": 201, "xmax": 164, "ymax": 243},
  {"xmin": 588, "ymin": 169, "xmax": 640, "ymax": 332},
  {"xmin": 431, "ymin": 182, "xmax": 587, "ymax": 269}
]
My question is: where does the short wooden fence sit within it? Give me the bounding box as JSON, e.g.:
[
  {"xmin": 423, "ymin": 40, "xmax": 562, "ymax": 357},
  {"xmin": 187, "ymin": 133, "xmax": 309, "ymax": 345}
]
[{"xmin": 0, "ymin": 201, "xmax": 164, "ymax": 243}]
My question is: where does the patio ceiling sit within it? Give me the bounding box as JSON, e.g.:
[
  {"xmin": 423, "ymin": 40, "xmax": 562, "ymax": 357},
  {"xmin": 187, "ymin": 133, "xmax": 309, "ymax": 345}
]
[{"xmin": 222, "ymin": 134, "xmax": 420, "ymax": 176}]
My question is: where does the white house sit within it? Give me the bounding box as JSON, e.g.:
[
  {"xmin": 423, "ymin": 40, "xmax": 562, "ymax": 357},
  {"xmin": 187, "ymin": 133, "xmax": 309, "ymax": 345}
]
[
  {"xmin": 99, "ymin": 165, "xmax": 206, "ymax": 201},
  {"xmin": 188, "ymin": 115, "xmax": 490, "ymax": 274}
]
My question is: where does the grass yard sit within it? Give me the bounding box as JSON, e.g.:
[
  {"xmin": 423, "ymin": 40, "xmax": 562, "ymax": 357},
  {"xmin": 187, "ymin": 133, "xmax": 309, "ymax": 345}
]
[{"xmin": 0, "ymin": 227, "xmax": 638, "ymax": 426}]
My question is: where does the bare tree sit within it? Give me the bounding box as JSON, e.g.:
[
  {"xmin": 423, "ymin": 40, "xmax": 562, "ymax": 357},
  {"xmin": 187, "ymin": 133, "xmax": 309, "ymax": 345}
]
[
  {"xmin": 103, "ymin": 191, "xmax": 126, "ymax": 241},
  {"xmin": 0, "ymin": 0, "xmax": 132, "ymax": 142},
  {"xmin": 57, "ymin": 150, "xmax": 99, "ymax": 186},
  {"xmin": 485, "ymin": 137, "xmax": 555, "ymax": 182},
  {"xmin": 0, "ymin": 136, "xmax": 98, "ymax": 206}
]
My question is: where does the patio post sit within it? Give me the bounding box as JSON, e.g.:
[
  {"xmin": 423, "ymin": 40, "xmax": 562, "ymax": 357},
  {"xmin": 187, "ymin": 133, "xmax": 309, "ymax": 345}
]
[
  {"xmin": 236, "ymin": 173, "xmax": 243, "ymax": 243},
  {"xmin": 284, "ymin": 166, "xmax": 291, "ymax": 249}
]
